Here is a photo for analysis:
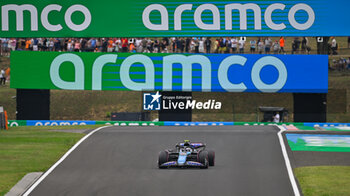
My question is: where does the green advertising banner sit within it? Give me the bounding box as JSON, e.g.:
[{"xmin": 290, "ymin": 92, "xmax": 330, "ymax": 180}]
[
  {"xmin": 10, "ymin": 51, "xmax": 328, "ymax": 93},
  {"xmin": 1, "ymin": 0, "xmax": 350, "ymax": 37}
]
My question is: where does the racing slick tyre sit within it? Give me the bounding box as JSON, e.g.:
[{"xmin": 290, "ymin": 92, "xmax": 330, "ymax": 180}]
[
  {"xmin": 198, "ymin": 151, "xmax": 209, "ymax": 169},
  {"xmin": 208, "ymin": 150, "xmax": 215, "ymax": 166},
  {"xmin": 158, "ymin": 151, "xmax": 168, "ymax": 168}
]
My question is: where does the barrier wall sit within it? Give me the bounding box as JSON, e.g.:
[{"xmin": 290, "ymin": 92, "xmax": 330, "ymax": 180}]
[
  {"xmin": 6, "ymin": 120, "xmax": 350, "ymax": 128},
  {"xmin": 7, "ymin": 120, "xmax": 163, "ymax": 127}
]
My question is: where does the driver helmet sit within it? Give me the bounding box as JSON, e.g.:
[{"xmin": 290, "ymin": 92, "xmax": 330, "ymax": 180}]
[{"xmin": 183, "ymin": 140, "xmax": 191, "ymax": 147}]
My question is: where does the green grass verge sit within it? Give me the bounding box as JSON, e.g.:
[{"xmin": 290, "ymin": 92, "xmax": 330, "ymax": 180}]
[
  {"xmin": 0, "ymin": 125, "xmax": 102, "ymax": 195},
  {"xmin": 295, "ymin": 166, "xmax": 350, "ymax": 196}
]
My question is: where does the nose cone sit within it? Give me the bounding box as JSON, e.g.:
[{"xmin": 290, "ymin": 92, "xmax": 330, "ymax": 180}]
[{"xmin": 177, "ymin": 154, "xmax": 187, "ymax": 165}]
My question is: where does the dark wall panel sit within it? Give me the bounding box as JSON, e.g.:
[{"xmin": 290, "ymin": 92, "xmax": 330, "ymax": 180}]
[
  {"xmin": 17, "ymin": 89, "xmax": 50, "ymax": 120},
  {"xmin": 294, "ymin": 93, "xmax": 327, "ymax": 122}
]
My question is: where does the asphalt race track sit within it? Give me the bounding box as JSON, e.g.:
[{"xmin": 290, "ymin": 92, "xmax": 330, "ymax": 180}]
[{"xmin": 28, "ymin": 126, "xmax": 296, "ymax": 196}]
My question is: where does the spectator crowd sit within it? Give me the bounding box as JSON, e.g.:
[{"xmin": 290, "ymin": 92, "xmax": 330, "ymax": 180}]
[
  {"xmin": 0, "ymin": 37, "xmax": 350, "ymax": 72},
  {"xmin": 0, "ymin": 67, "xmax": 9, "ymax": 86},
  {"xmin": 0, "ymin": 36, "xmax": 346, "ymax": 55},
  {"xmin": 331, "ymin": 57, "xmax": 350, "ymax": 71}
]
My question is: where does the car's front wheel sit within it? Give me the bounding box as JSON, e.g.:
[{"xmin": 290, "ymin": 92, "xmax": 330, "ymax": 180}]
[{"xmin": 158, "ymin": 151, "xmax": 168, "ymax": 168}]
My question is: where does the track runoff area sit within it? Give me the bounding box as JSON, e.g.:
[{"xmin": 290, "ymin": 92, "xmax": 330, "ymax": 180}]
[
  {"xmin": 5, "ymin": 1, "xmax": 350, "ymax": 196},
  {"xmin": 23, "ymin": 125, "xmax": 299, "ymax": 196}
]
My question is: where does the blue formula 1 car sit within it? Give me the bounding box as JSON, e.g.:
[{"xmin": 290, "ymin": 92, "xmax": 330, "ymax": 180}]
[{"xmin": 158, "ymin": 140, "xmax": 215, "ymax": 169}]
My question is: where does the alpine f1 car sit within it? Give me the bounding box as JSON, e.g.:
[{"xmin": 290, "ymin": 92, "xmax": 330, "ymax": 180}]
[{"xmin": 158, "ymin": 140, "xmax": 215, "ymax": 169}]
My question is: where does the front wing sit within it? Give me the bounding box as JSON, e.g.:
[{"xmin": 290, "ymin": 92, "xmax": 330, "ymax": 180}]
[{"xmin": 159, "ymin": 161, "xmax": 205, "ymax": 168}]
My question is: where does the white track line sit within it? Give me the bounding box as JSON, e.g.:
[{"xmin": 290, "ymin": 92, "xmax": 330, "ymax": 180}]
[
  {"xmin": 276, "ymin": 125, "xmax": 300, "ymax": 196},
  {"xmin": 22, "ymin": 125, "xmax": 110, "ymax": 196}
]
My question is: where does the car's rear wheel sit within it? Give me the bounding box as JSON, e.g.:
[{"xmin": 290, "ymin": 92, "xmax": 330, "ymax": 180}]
[
  {"xmin": 208, "ymin": 150, "xmax": 215, "ymax": 166},
  {"xmin": 158, "ymin": 151, "xmax": 168, "ymax": 168},
  {"xmin": 198, "ymin": 151, "xmax": 209, "ymax": 169}
]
